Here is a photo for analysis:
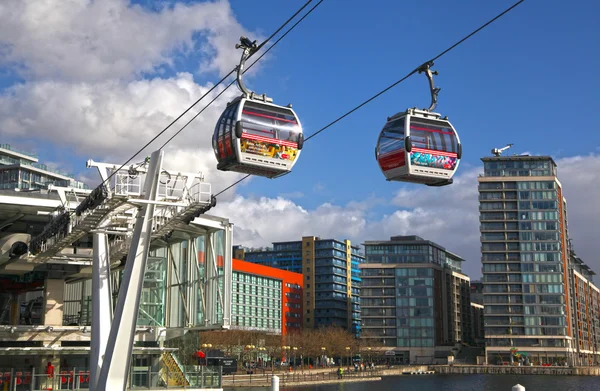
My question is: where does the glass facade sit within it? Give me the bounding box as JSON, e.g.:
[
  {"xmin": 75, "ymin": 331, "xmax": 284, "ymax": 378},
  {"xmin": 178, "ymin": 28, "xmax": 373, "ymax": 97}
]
[
  {"xmin": 361, "ymin": 236, "xmax": 471, "ymax": 353},
  {"xmin": 395, "ymin": 267, "xmax": 435, "ymax": 347},
  {"xmin": 0, "ymin": 144, "xmax": 88, "ymax": 190},
  {"xmin": 243, "ymin": 242, "xmax": 303, "ymax": 273},
  {"xmin": 479, "ymin": 156, "xmax": 572, "ymax": 362},
  {"xmin": 243, "ymin": 237, "xmax": 363, "ymax": 334},
  {"xmin": 231, "ymin": 272, "xmax": 282, "ymax": 332}
]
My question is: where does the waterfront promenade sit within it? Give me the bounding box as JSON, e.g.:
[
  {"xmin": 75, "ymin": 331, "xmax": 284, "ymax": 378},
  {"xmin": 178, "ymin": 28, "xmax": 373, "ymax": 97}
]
[
  {"xmin": 222, "ymin": 367, "xmax": 386, "ymax": 387},
  {"xmin": 222, "ymin": 364, "xmax": 600, "ymax": 387},
  {"xmin": 433, "ymin": 364, "xmax": 600, "ymax": 376}
]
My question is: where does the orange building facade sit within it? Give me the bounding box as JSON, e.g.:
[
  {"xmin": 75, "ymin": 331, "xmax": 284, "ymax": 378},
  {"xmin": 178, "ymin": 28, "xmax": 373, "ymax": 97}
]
[{"xmin": 232, "ymin": 259, "xmax": 303, "ymax": 336}]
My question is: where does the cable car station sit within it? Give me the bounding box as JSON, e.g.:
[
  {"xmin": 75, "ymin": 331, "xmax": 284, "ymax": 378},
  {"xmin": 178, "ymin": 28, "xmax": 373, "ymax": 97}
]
[{"xmin": 0, "ymin": 150, "xmax": 232, "ymax": 390}]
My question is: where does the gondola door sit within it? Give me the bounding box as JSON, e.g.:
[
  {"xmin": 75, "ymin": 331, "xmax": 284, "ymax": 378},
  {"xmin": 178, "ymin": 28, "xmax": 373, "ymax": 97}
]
[
  {"xmin": 405, "ymin": 113, "xmax": 459, "ymax": 185},
  {"xmin": 376, "ymin": 115, "xmax": 409, "ymax": 180}
]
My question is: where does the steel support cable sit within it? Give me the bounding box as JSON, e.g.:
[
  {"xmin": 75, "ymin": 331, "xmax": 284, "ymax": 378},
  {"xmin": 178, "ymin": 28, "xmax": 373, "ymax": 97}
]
[
  {"xmin": 158, "ymin": 0, "xmax": 325, "ymax": 151},
  {"xmin": 94, "ymin": 0, "xmax": 315, "ymax": 190},
  {"xmin": 214, "ymin": 0, "xmax": 525, "ymax": 197},
  {"xmin": 29, "ymin": 0, "xmax": 319, "ymax": 250}
]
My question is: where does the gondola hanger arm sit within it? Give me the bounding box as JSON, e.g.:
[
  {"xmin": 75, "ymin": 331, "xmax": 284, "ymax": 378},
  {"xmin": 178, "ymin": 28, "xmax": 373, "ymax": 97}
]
[
  {"xmin": 235, "ymin": 36, "xmax": 272, "ymax": 102},
  {"xmin": 416, "ymin": 61, "xmax": 441, "ymax": 112}
]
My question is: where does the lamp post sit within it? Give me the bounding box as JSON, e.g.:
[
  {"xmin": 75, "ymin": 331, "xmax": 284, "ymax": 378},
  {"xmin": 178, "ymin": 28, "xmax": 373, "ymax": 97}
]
[
  {"xmin": 321, "ymin": 347, "xmax": 326, "ymax": 367},
  {"xmin": 292, "ymin": 347, "xmax": 298, "ymax": 367},
  {"xmin": 245, "ymin": 344, "xmax": 256, "ymax": 366},
  {"xmin": 282, "ymin": 346, "xmax": 290, "ymax": 366},
  {"xmin": 200, "ymin": 343, "xmax": 212, "ymax": 366},
  {"xmin": 345, "ymin": 346, "xmax": 351, "ymax": 367},
  {"xmin": 258, "ymin": 347, "xmax": 266, "ymax": 369},
  {"xmin": 367, "ymin": 347, "xmax": 372, "ymax": 365}
]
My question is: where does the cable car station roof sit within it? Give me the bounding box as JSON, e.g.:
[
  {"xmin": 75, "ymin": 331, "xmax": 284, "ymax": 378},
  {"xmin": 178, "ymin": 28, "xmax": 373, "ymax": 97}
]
[{"xmin": 0, "ymin": 157, "xmax": 226, "ymax": 285}]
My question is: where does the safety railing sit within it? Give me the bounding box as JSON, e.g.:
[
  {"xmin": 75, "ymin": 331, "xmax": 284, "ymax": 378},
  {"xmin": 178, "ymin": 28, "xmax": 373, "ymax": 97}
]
[
  {"xmin": 0, "ymin": 368, "xmax": 88, "ymax": 391},
  {"xmin": 221, "ymin": 368, "xmax": 382, "ymax": 386},
  {"xmin": 130, "ymin": 365, "xmax": 221, "ymax": 389},
  {"xmin": 0, "ymin": 366, "xmax": 222, "ymax": 390}
]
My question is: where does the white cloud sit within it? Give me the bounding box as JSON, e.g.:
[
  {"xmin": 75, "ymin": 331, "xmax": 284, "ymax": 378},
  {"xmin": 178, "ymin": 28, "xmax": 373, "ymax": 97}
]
[
  {"xmin": 2, "ymin": 0, "xmax": 599, "ymax": 283},
  {"xmin": 0, "ymin": 73, "xmax": 250, "ymax": 192},
  {"xmin": 214, "ymin": 196, "xmax": 368, "ymax": 246},
  {"xmin": 0, "ymin": 0, "xmax": 260, "ymax": 82},
  {"xmin": 1, "ymin": 73, "xmax": 227, "ymax": 155},
  {"xmin": 0, "ymin": 0, "xmax": 264, "ymax": 199},
  {"xmin": 219, "ymin": 155, "xmax": 600, "ymax": 280},
  {"xmin": 556, "ymin": 154, "xmax": 600, "ymax": 269}
]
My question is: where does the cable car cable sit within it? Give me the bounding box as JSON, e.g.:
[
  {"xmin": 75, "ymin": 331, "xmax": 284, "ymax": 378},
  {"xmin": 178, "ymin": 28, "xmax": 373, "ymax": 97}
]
[
  {"xmin": 158, "ymin": 0, "xmax": 324, "ymax": 152},
  {"xmin": 305, "ymin": 0, "xmax": 524, "ymax": 143},
  {"xmin": 213, "ymin": 0, "xmax": 524, "ymax": 197},
  {"xmin": 31, "ymin": 0, "xmax": 320, "ymax": 243},
  {"xmin": 91, "ymin": 0, "xmax": 317, "ymax": 191}
]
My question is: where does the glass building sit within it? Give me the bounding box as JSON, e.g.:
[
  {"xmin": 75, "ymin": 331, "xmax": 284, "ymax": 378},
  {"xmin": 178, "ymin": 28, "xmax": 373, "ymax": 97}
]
[
  {"xmin": 231, "ymin": 258, "xmax": 303, "ymax": 335},
  {"xmin": 231, "ymin": 271, "xmax": 282, "ymax": 333},
  {"xmin": 361, "ymin": 235, "xmax": 471, "ymax": 364},
  {"xmin": 239, "ymin": 237, "xmax": 363, "ymax": 335},
  {"xmin": 478, "ymin": 155, "xmax": 575, "ymax": 364},
  {"xmin": 0, "ymin": 143, "xmax": 88, "ymax": 190},
  {"xmin": 569, "ymin": 251, "xmax": 600, "ymax": 365}
]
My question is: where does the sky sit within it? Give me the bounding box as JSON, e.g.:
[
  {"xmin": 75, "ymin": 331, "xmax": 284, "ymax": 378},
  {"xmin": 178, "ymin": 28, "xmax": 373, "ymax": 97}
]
[{"xmin": 1, "ymin": 0, "xmax": 599, "ymax": 279}]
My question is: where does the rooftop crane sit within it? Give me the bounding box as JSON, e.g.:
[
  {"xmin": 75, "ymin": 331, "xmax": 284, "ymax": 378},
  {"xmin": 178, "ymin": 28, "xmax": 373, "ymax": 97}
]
[{"xmin": 491, "ymin": 143, "xmax": 513, "ymax": 157}]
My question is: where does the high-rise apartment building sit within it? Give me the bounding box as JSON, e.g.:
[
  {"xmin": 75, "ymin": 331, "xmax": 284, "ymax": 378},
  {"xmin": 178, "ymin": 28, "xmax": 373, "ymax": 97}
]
[
  {"xmin": 240, "ymin": 237, "xmax": 363, "ymax": 335},
  {"xmin": 478, "ymin": 154, "xmax": 574, "ymax": 364},
  {"xmin": 0, "ymin": 143, "xmax": 87, "ymax": 190},
  {"xmin": 568, "ymin": 251, "xmax": 600, "ymax": 365},
  {"xmin": 361, "ymin": 235, "xmax": 472, "ymax": 364}
]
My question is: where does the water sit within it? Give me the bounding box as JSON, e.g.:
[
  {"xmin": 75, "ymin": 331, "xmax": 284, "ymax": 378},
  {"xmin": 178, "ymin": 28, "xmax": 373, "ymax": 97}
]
[{"xmin": 226, "ymin": 374, "xmax": 600, "ymax": 391}]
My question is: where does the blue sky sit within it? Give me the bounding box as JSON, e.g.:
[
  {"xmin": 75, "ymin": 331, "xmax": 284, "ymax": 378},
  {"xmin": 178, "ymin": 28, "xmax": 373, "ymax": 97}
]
[
  {"xmin": 226, "ymin": 0, "xmax": 600, "ymax": 205},
  {"xmin": 1, "ymin": 0, "xmax": 599, "ymax": 279}
]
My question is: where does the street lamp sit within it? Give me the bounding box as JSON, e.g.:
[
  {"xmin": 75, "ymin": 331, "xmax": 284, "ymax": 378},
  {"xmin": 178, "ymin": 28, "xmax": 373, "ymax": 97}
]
[
  {"xmin": 346, "ymin": 346, "xmax": 351, "ymax": 367},
  {"xmin": 200, "ymin": 343, "xmax": 212, "ymax": 365},
  {"xmin": 258, "ymin": 347, "xmax": 266, "ymax": 368},
  {"xmin": 321, "ymin": 347, "xmax": 326, "ymax": 367},
  {"xmin": 292, "ymin": 346, "xmax": 298, "ymax": 367},
  {"xmin": 367, "ymin": 347, "xmax": 372, "ymax": 364},
  {"xmin": 246, "ymin": 344, "xmax": 256, "ymax": 365},
  {"xmin": 282, "ymin": 346, "xmax": 291, "ymax": 366}
]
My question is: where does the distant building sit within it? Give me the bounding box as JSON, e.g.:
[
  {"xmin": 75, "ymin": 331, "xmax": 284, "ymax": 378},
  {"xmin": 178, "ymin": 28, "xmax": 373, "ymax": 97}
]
[
  {"xmin": 478, "ymin": 153, "xmax": 600, "ymax": 365},
  {"xmin": 360, "ymin": 235, "xmax": 472, "ymax": 364},
  {"xmin": 568, "ymin": 251, "xmax": 600, "ymax": 365},
  {"xmin": 470, "ymin": 303, "xmax": 485, "ymax": 346},
  {"xmin": 0, "ymin": 143, "xmax": 87, "ymax": 190},
  {"xmin": 233, "ymin": 245, "xmax": 246, "ymax": 261},
  {"xmin": 232, "ymin": 259, "xmax": 303, "ymax": 335},
  {"xmin": 470, "ymin": 280, "xmax": 484, "ymax": 305},
  {"xmin": 241, "ymin": 237, "xmax": 363, "ymax": 335}
]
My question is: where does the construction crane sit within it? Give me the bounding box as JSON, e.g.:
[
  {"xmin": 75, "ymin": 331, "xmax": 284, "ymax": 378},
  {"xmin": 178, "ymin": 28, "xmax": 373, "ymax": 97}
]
[{"xmin": 491, "ymin": 143, "xmax": 513, "ymax": 157}]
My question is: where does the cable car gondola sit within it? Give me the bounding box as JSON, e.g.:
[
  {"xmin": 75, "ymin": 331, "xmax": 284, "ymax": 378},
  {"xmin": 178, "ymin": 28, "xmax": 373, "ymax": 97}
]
[
  {"xmin": 213, "ymin": 37, "xmax": 304, "ymax": 179},
  {"xmin": 375, "ymin": 62, "xmax": 461, "ymax": 187}
]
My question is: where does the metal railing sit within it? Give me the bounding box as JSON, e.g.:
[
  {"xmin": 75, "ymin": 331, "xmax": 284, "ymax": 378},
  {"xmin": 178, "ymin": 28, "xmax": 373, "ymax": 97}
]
[
  {"xmin": 0, "ymin": 366, "xmax": 222, "ymax": 390},
  {"xmin": 0, "ymin": 368, "xmax": 87, "ymax": 391},
  {"xmin": 130, "ymin": 366, "xmax": 221, "ymax": 389},
  {"xmin": 222, "ymin": 368, "xmax": 381, "ymax": 386}
]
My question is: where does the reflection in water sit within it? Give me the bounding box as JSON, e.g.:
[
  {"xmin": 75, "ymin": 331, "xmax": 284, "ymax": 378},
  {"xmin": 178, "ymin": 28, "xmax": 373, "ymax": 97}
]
[{"xmin": 226, "ymin": 374, "xmax": 600, "ymax": 391}]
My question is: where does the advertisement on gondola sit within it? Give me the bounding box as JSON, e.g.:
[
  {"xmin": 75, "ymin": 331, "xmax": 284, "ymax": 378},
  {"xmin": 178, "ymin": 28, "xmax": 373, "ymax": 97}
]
[
  {"xmin": 410, "ymin": 148, "xmax": 457, "ymax": 170},
  {"xmin": 240, "ymin": 133, "xmax": 298, "ymax": 161}
]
